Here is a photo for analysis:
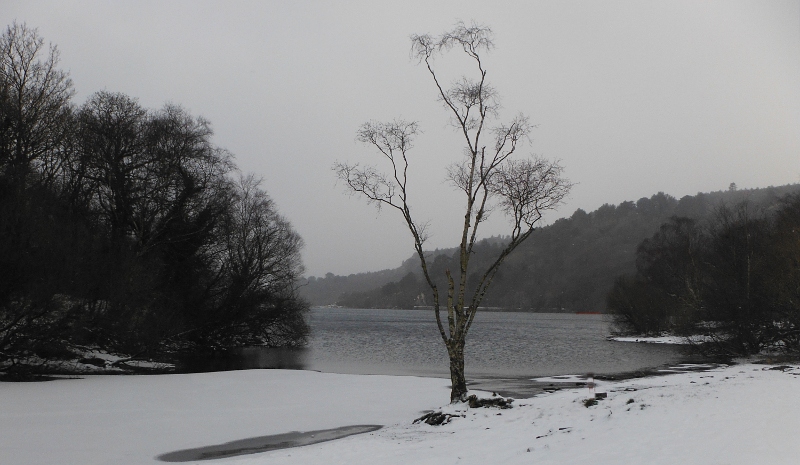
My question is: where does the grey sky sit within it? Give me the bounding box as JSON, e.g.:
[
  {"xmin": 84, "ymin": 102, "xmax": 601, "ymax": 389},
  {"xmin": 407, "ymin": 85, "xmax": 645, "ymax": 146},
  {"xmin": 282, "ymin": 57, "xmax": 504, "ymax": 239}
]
[{"xmin": 4, "ymin": 0, "xmax": 800, "ymax": 277}]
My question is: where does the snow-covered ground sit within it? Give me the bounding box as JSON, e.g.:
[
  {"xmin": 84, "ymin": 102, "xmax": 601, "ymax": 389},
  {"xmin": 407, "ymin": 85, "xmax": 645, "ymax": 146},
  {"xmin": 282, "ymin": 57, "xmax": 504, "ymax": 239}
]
[
  {"xmin": 0, "ymin": 370, "xmax": 449, "ymax": 465},
  {"xmin": 2, "ymin": 364, "xmax": 798, "ymax": 465},
  {"xmin": 609, "ymin": 335, "xmax": 713, "ymax": 344},
  {"xmin": 1, "ymin": 348, "xmax": 176, "ymax": 374}
]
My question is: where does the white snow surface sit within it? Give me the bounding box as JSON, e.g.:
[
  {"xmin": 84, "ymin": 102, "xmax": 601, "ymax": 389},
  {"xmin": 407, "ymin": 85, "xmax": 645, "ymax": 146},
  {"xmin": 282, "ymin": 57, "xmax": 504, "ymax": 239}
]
[
  {"xmin": 532, "ymin": 374, "xmax": 587, "ymax": 383},
  {"xmin": 0, "ymin": 370, "xmax": 449, "ymax": 465},
  {"xmin": 2, "ymin": 364, "xmax": 799, "ymax": 465},
  {"xmin": 610, "ymin": 335, "xmax": 714, "ymax": 344},
  {"xmin": 1, "ymin": 349, "xmax": 176, "ymax": 373}
]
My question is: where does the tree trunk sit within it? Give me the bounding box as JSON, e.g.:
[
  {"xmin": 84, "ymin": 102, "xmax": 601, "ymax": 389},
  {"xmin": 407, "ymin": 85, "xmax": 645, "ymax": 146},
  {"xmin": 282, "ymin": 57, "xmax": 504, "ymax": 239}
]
[{"xmin": 448, "ymin": 343, "xmax": 468, "ymax": 402}]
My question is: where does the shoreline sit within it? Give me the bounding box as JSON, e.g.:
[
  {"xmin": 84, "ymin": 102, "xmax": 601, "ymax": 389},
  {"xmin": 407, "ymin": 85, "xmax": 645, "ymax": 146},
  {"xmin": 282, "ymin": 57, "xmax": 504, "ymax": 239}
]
[
  {"xmin": 3, "ymin": 352, "xmax": 727, "ymax": 400},
  {"xmin": 466, "ymin": 359, "xmax": 727, "ymax": 399},
  {"xmin": 256, "ymin": 362, "xmax": 800, "ymax": 465},
  {"xmin": 2, "ymin": 361, "xmax": 799, "ymax": 464}
]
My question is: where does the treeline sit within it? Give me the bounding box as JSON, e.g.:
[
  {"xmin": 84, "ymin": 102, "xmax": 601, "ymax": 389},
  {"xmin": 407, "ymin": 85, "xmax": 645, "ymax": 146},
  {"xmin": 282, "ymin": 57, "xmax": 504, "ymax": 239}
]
[
  {"xmin": 608, "ymin": 196, "xmax": 800, "ymax": 356},
  {"xmin": 0, "ymin": 23, "xmax": 308, "ymax": 372},
  {"xmin": 332, "ymin": 238, "xmax": 510, "ymax": 309},
  {"xmin": 305, "ymin": 185, "xmax": 800, "ymax": 312},
  {"xmin": 302, "ymin": 268, "xmax": 411, "ymax": 306}
]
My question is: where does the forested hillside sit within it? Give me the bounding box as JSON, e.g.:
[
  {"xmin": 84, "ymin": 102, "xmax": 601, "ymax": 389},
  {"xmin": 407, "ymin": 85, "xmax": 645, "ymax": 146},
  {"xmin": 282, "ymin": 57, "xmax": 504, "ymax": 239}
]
[{"xmin": 303, "ymin": 184, "xmax": 800, "ymax": 311}]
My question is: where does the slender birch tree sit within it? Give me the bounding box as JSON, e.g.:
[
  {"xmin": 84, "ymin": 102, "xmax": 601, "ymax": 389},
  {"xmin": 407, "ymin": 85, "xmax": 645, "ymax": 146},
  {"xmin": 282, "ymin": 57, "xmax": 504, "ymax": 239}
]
[{"xmin": 335, "ymin": 22, "xmax": 572, "ymax": 402}]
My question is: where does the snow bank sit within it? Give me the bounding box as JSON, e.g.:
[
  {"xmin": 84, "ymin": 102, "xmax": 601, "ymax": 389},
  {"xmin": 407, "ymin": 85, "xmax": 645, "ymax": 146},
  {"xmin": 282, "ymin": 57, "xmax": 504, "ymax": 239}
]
[
  {"xmin": 2, "ymin": 364, "xmax": 798, "ymax": 465},
  {"xmin": 0, "ymin": 370, "xmax": 449, "ymax": 465},
  {"xmin": 610, "ymin": 335, "xmax": 713, "ymax": 344},
  {"xmin": 238, "ymin": 364, "xmax": 800, "ymax": 465},
  {"xmin": 1, "ymin": 349, "xmax": 176, "ymax": 374}
]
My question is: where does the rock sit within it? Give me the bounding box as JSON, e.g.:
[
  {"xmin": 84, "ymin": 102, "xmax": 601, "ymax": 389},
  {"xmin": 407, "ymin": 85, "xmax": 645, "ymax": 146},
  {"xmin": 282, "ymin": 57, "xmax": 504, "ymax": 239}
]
[
  {"xmin": 467, "ymin": 395, "xmax": 514, "ymax": 409},
  {"xmin": 78, "ymin": 357, "xmax": 106, "ymax": 368},
  {"xmin": 413, "ymin": 411, "xmax": 459, "ymax": 426}
]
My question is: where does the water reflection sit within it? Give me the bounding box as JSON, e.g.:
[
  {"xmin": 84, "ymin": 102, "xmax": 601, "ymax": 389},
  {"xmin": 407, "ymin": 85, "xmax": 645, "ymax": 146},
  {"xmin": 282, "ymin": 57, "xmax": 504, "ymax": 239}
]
[{"xmin": 178, "ymin": 347, "xmax": 308, "ymax": 373}]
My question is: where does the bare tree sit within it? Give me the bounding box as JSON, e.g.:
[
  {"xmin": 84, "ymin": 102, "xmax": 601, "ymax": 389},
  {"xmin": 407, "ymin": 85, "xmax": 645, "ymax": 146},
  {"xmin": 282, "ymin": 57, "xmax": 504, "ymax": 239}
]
[
  {"xmin": 335, "ymin": 22, "xmax": 572, "ymax": 402},
  {"xmin": 0, "ymin": 22, "xmax": 73, "ymax": 190}
]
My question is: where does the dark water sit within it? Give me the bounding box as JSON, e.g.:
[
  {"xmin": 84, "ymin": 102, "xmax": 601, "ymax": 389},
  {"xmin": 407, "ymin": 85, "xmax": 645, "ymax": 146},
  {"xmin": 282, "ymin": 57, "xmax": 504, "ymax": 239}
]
[
  {"xmin": 181, "ymin": 308, "xmax": 688, "ymax": 380},
  {"xmin": 179, "ymin": 347, "xmax": 307, "ymax": 373},
  {"xmin": 306, "ymin": 308, "xmax": 686, "ymax": 378}
]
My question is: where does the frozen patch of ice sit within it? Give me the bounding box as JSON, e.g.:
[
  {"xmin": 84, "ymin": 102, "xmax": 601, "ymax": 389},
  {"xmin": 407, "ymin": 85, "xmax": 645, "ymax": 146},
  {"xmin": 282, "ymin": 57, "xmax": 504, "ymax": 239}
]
[
  {"xmin": 531, "ymin": 374, "xmax": 586, "ymax": 383},
  {"xmin": 157, "ymin": 425, "xmax": 382, "ymax": 461}
]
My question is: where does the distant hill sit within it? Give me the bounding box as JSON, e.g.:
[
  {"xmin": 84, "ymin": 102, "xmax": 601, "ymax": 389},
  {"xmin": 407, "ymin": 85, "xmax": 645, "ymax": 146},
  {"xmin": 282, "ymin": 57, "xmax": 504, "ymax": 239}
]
[{"xmin": 301, "ymin": 184, "xmax": 800, "ymax": 311}]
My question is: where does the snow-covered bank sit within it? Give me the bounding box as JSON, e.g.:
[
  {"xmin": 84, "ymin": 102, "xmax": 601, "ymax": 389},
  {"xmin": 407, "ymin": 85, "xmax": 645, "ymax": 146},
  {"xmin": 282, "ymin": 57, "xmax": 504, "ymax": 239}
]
[
  {"xmin": 609, "ymin": 335, "xmax": 713, "ymax": 344},
  {"xmin": 0, "ymin": 370, "xmax": 449, "ymax": 465},
  {"xmin": 243, "ymin": 364, "xmax": 799, "ymax": 465},
  {"xmin": 2, "ymin": 364, "xmax": 799, "ymax": 465}
]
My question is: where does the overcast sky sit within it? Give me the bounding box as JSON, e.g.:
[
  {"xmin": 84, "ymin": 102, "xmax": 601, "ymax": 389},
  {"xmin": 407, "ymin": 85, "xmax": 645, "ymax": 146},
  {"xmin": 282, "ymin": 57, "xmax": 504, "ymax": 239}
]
[{"xmin": 4, "ymin": 1, "xmax": 800, "ymax": 277}]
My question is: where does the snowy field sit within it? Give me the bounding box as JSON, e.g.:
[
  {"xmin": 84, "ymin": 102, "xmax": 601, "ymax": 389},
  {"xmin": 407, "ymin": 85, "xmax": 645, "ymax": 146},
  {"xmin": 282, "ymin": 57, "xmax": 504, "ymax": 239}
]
[
  {"xmin": 0, "ymin": 371, "xmax": 449, "ymax": 465},
  {"xmin": 2, "ymin": 364, "xmax": 799, "ymax": 465}
]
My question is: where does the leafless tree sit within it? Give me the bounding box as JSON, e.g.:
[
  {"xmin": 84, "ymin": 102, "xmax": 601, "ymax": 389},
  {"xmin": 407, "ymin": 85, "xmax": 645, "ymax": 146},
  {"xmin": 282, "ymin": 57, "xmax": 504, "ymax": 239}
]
[
  {"xmin": 0, "ymin": 22, "xmax": 73, "ymax": 190},
  {"xmin": 335, "ymin": 22, "xmax": 572, "ymax": 402},
  {"xmin": 208, "ymin": 174, "xmax": 309, "ymax": 348}
]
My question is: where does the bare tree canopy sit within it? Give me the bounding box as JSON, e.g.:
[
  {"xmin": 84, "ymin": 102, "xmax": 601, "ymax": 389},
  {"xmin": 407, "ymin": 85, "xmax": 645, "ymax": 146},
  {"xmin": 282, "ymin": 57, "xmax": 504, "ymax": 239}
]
[
  {"xmin": 336, "ymin": 22, "xmax": 572, "ymax": 402},
  {"xmin": 0, "ymin": 22, "xmax": 73, "ymax": 188},
  {"xmin": 0, "ymin": 25, "xmax": 309, "ymax": 374}
]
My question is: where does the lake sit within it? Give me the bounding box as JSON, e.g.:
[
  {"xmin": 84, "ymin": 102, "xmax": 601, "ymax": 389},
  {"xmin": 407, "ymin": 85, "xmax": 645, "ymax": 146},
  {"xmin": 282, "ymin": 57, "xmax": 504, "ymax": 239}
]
[
  {"xmin": 184, "ymin": 308, "xmax": 690, "ymax": 383},
  {"xmin": 307, "ymin": 308, "xmax": 687, "ymax": 378}
]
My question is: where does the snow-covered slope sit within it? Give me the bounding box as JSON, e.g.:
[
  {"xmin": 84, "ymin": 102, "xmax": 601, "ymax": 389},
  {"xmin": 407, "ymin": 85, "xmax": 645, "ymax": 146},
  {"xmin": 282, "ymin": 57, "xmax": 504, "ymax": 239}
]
[{"xmin": 2, "ymin": 364, "xmax": 798, "ymax": 465}]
